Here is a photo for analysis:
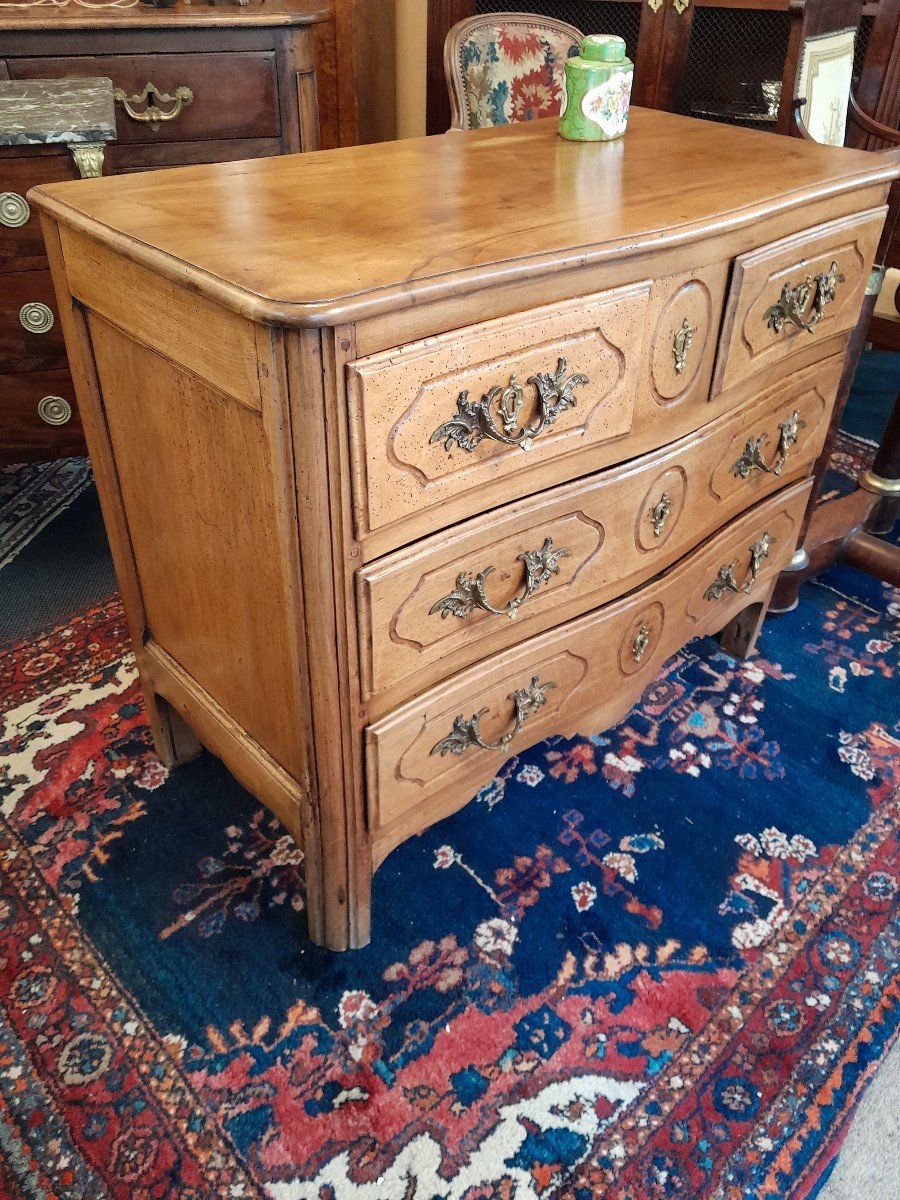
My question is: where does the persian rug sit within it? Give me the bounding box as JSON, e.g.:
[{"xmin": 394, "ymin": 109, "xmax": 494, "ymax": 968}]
[{"xmin": 0, "ymin": 432, "xmax": 897, "ymax": 1200}]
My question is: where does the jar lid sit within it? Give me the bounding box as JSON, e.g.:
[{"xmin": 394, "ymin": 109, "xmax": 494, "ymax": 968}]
[{"xmin": 579, "ymin": 34, "xmax": 626, "ymax": 63}]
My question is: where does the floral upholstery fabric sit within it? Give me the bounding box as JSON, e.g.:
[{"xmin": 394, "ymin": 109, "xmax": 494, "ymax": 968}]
[{"xmin": 458, "ymin": 22, "xmax": 581, "ymax": 130}]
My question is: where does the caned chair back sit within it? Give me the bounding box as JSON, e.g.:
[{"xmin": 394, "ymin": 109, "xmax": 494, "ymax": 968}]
[{"xmin": 443, "ymin": 12, "xmax": 582, "ymax": 132}]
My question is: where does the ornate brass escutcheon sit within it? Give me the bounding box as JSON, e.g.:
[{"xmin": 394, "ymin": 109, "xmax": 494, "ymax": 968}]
[
  {"xmin": 632, "ymin": 623, "xmax": 651, "ymax": 663},
  {"xmin": 650, "ymin": 491, "xmax": 671, "ymax": 537},
  {"xmin": 647, "ymin": 0, "xmax": 663, "ymax": 10},
  {"xmin": 113, "ymin": 83, "xmax": 194, "ymax": 132},
  {"xmin": 672, "ymin": 317, "xmax": 694, "ymax": 374},
  {"xmin": 429, "ymin": 537, "xmax": 571, "ymax": 622},
  {"xmin": 730, "ymin": 410, "xmax": 807, "ymax": 480},
  {"xmin": 69, "ymin": 142, "xmax": 105, "ymax": 180},
  {"xmin": 764, "ymin": 261, "xmax": 845, "ymax": 334},
  {"xmin": 429, "ymin": 358, "xmax": 589, "ymax": 454},
  {"xmin": 704, "ymin": 533, "xmax": 772, "ymax": 602},
  {"xmin": 430, "ymin": 676, "xmax": 556, "ymax": 757},
  {"xmin": 672, "ymin": 0, "xmax": 691, "ymax": 12}
]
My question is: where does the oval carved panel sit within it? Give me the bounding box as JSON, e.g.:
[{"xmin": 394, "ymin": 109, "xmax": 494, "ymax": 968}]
[
  {"xmin": 650, "ymin": 278, "xmax": 713, "ymax": 404},
  {"xmin": 618, "ymin": 601, "xmax": 665, "ymax": 677},
  {"xmin": 635, "ymin": 466, "xmax": 687, "ymax": 552}
]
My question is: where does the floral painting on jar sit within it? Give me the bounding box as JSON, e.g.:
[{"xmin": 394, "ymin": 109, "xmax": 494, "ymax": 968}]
[{"xmin": 581, "ymin": 69, "xmax": 634, "ymax": 139}]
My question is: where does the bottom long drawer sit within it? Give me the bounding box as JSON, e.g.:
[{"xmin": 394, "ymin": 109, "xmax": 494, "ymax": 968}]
[{"xmin": 366, "ymin": 478, "xmax": 812, "ymax": 860}]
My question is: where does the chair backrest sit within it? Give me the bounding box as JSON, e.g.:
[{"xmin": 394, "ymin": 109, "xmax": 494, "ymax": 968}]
[
  {"xmin": 443, "ymin": 12, "xmax": 582, "ymax": 132},
  {"xmin": 779, "ymin": 0, "xmax": 865, "ymax": 145}
]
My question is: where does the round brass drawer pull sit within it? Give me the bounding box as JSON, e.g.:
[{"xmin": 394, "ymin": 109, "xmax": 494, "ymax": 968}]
[
  {"xmin": 0, "ymin": 192, "xmax": 30, "ymax": 229},
  {"xmin": 37, "ymin": 395, "xmax": 72, "ymax": 426},
  {"xmin": 19, "ymin": 302, "xmax": 55, "ymax": 335},
  {"xmin": 430, "ymin": 676, "xmax": 556, "ymax": 757}
]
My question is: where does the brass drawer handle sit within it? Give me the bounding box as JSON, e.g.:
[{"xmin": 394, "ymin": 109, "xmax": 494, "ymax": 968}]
[
  {"xmin": 429, "ymin": 537, "xmax": 570, "ymax": 622},
  {"xmin": 37, "ymin": 396, "xmax": 72, "ymax": 426},
  {"xmin": 1, "ymin": 192, "xmax": 30, "ymax": 228},
  {"xmin": 731, "ymin": 410, "xmax": 806, "ymax": 480},
  {"xmin": 672, "ymin": 317, "xmax": 693, "ymax": 373},
  {"xmin": 704, "ymin": 533, "xmax": 771, "ymax": 602},
  {"xmin": 19, "ymin": 302, "xmax": 55, "ymax": 335},
  {"xmin": 430, "ymin": 357, "xmax": 589, "ymax": 454},
  {"xmin": 430, "ymin": 676, "xmax": 556, "ymax": 757},
  {"xmin": 764, "ymin": 261, "xmax": 844, "ymax": 334},
  {"xmin": 113, "ymin": 82, "xmax": 194, "ymax": 132}
]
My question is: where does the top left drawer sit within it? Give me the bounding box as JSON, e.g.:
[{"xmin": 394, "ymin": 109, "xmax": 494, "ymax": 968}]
[{"xmin": 9, "ymin": 54, "xmax": 280, "ymax": 145}]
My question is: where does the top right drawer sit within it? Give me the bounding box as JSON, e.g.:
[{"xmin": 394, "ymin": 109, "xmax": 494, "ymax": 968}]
[{"xmin": 712, "ymin": 208, "xmax": 885, "ymax": 396}]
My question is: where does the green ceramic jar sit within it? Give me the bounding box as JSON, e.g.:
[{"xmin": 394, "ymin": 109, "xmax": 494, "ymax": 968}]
[{"xmin": 558, "ymin": 34, "xmax": 634, "ymax": 143}]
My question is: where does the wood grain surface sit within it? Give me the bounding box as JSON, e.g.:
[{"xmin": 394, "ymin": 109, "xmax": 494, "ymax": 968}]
[{"xmin": 30, "ymin": 110, "xmax": 900, "ymax": 326}]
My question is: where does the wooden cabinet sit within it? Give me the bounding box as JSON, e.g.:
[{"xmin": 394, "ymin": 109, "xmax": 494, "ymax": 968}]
[
  {"xmin": 0, "ymin": 1, "xmax": 367, "ymax": 462},
  {"xmin": 33, "ymin": 109, "xmax": 897, "ymax": 949}
]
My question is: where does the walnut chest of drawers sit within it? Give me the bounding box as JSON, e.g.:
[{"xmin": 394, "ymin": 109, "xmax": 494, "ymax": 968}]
[
  {"xmin": 0, "ymin": 0, "xmax": 353, "ymax": 462},
  {"xmin": 32, "ymin": 111, "xmax": 899, "ymax": 949}
]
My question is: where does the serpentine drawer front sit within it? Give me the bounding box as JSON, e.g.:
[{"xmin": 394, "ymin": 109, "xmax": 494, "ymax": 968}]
[
  {"xmin": 357, "ymin": 355, "xmax": 840, "ymax": 707},
  {"xmin": 347, "ymin": 264, "xmax": 728, "ymax": 541},
  {"xmin": 713, "ymin": 209, "xmax": 885, "ymax": 395},
  {"xmin": 32, "ymin": 111, "xmax": 898, "ymax": 949},
  {"xmin": 365, "ymin": 480, "xmax": 812, "ymax": 850}
]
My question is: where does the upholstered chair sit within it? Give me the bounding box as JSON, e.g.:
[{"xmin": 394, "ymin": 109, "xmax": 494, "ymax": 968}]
[{"xmin": 443, "ymin": 12, "xmax": 582, "ymax": 132}]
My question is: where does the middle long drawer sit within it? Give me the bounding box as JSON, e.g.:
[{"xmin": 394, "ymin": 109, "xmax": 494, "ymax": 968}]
[{"xmin": 357, "ymin": 353, "xmax": 840, "ymax": 708}]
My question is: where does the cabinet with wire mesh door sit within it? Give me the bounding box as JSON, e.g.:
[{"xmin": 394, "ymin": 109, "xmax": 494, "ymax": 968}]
[{"xmin": 426, "ymin": 0, "xmax": 879, "ymax": 134}]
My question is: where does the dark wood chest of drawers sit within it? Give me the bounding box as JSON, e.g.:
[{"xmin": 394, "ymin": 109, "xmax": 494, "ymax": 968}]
[{"xmin": 1, "ymin": 1, "xmax": 355, "ymax": 462}]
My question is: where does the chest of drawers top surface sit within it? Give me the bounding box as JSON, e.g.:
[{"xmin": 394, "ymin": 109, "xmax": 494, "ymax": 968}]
[{"xmin": 31, "ymin": 108, "xmax": 899, "ymax": 326}]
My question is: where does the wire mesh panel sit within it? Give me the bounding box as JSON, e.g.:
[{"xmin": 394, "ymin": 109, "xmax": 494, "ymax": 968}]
[
  {"xmin": 473, "ymin": 0, "xmax": 643, "ymax": 62},
  {"xmin": 852, "ymin": 13, "xmax": 874, "ymax": 88},
  {"xmin": 680, "ymin": 7, "xmax": 792, "ymax": 130}
]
